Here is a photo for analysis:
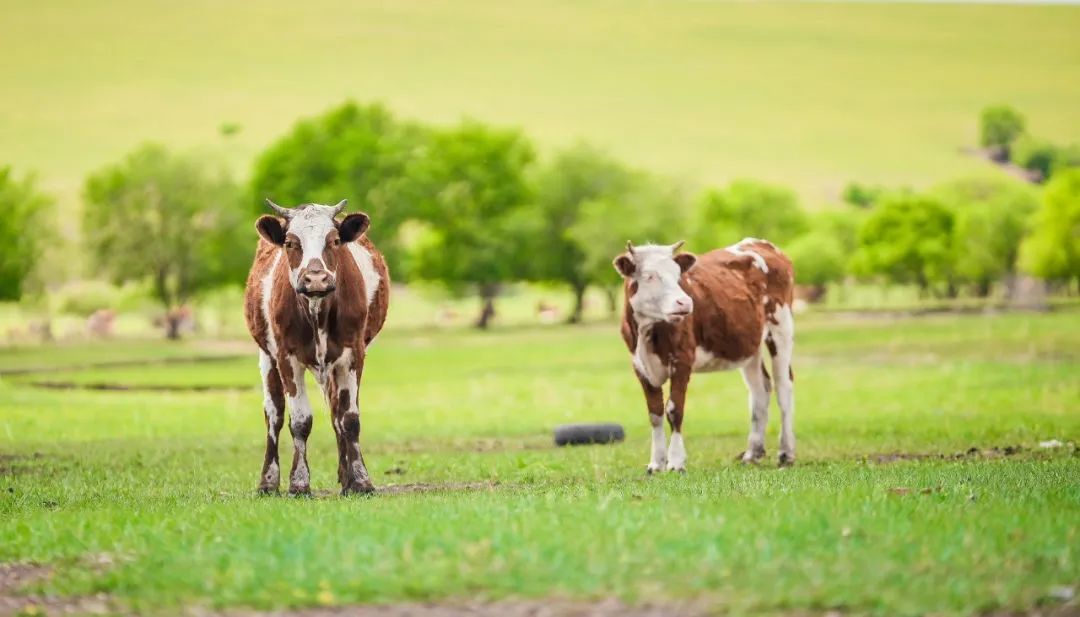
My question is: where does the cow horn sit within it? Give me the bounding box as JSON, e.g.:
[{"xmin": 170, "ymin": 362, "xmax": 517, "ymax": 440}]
[
  {"xmin": 671, "ymin": 240, "xmax": 685, "ymax": 253},
  {"xmin": 625, "ymin": 240, "xmax": 635, "ymax": 256},
  {"xmin": 265, "ymin": 198, "xmax": 294, "ymax": 219},
  {"xmin": 330, "ymin": 199, "xmax": 347, "ymax": 216}
]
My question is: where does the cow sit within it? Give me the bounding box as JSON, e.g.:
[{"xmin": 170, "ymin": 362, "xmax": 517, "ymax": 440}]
[
  {"xmin": 243, "ymin": 199, "xmax": 390, "ymax": 496},
  {"xmin": 613, "ymin": 238, "xmax": 796, "ymax": 472}
]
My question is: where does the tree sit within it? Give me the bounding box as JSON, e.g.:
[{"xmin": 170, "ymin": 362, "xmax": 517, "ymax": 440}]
[
  {"xmin": 0, "ymin": 167, "xmax": 53, "ymax": 301},
  {"xmin": 692, "ymin": 180, "xmax": 808, "ymax": 250},
  {"xmin": 979, "ymin": 105, "xmax": 1026, "ymax": 162},
  {"xmin": 250, "ymin": 101, "xmax": 429, "ymax": 277},
  {"xmin": 406, "ymin": 121, "xmax": 537, "ymax": 328},
  {"xmin": 84, "ymin": 144, "xmax": 247, "ymax": 339},
  {"xmin": 850, "ymin": 195, "xmax": 956, "ymax": 296},
  {"xmin": 784, "ymin": 210, "xmax": 860, "ymax": 301},
  {"xmin": 530, "ymin": 143, "xmax": 642, "ymax": 322},
  {"xmin": 933, "ymin": 178, "xmax": 1038, "ymax": 296},
  {"xmin": 568, "ymin": 173, "xmax": 689, "ymax": 315},
  {"xmin": 1019, "ymin": 168, "xmax": 1080, "ymax": 286}
]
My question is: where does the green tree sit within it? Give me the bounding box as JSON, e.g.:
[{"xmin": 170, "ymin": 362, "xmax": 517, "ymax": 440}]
[
  {"xmin": 406, "ymin": 121, "xmax": 536, "ymax": 328},
  {"xmin": 784, "ymin": 210, "xmax": 860, "ymax": 301},
  {"xmin": 1019, "ymin": 168, "xmax": 1080, "ymax": 286},
  {"xmin": 568, "ymin": 173, "xmax": 689, "ymax": 314},
  {"xmin": 934, "ymin": 178, "xmax": 1038, "ymax": 296},
  {"xmin": 692, "ymin": 180, "xmax": 808, "ymax": 250},
  {"xmin": 531, "ymin": 143, "xmax": 642, "ymax": 322},
  {"xmin": 979, "ymin": 105, "xmax": 1026, "ymax": 161},
  {"xmin": 0, "ymin": 167, "xmax": 53, "ymax": 301},
  {"xmin": 250, "ymin": 101, "xmax": 428, "ymax": 276},
  {"xmin": 850, "ymin": 195, "xmax": 956, "ymax": 296},
  {"xmin": 84, "ymin": 144, "xmax": 246, "ymax": 339}
]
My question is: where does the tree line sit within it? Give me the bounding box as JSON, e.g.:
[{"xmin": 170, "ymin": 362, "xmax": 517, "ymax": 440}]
[{"xmin": 1, "ymin": 101, "xmax": 1077, "ymax": 335}]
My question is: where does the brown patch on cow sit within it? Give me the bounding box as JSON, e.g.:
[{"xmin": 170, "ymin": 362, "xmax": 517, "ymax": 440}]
[
  {"xmin": 284, "ymin": 233, "xmax": 303, "ymax": 269},
  {"xmin": 761, "ymin": 362, "xmax": 772, "ymax": 392},
  {"xmin": 765, "ymin": 334, "xmax": 778, "ymax": 358}
]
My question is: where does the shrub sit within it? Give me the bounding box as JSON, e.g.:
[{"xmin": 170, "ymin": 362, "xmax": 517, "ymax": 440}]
[{"xmin": 979, "ymin": 105, "xmax": 1025, "ymax": 160}]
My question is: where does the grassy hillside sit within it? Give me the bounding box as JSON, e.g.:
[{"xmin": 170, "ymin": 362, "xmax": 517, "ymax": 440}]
[{"xmin": 2, "ymin": 0, "xmax": 1079, "ymax": 211}]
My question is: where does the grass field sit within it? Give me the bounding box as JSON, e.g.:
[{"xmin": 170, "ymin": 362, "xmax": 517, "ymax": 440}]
[
  {"xmin": 3, "ymin": 0, "xmax": 1079, "ymax": 211},
  {"xmin": 1, "ymin": 311, "xmax": 1077, "ymax": 615}
]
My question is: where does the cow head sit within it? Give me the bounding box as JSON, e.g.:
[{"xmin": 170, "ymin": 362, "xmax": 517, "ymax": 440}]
[
  {"xmin": 613, "ymin": 241, "xmax": 697, "ymax": 324},
  {"xmin": 255, "ymin": 199, "xmax": 370, "ymax": 298}
]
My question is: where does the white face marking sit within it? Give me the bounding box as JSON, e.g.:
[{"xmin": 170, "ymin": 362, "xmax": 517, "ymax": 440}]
[
  {"xmin": 285, "ymin": 204, "xmax": 340, "ymax": 287},
  {"xmin": 693, "ymin": 347, "xmax": 751, "ymax": 373},
  {"xmin": 625, "ymin": 244, "xmax": 693, "ymax": 324},
  {"xmin": 726, "ymin": 238, "xmax": 769, "ymax": 273},
  {"xmin": 260, "ymin": 253, "xmax": 281, "ymax": 356},
  {"xmin": 346, "ymin": 242, "xmax": 382, "ymax": 308},
  {"xmin": 666, "ymin": 432, "xmax": 687, "ymax": 472}
]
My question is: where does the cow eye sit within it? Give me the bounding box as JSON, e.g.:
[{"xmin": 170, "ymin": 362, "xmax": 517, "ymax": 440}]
[{"xmin": 332, "ymin": 238, "xmax": 341, "ymax": 247}]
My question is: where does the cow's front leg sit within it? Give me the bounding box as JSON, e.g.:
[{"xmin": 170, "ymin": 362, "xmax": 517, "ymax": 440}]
[
  {"xmin": 665, "ymin": 369, "xmax": 690, "ymax": 472},
  {"xmin": 281, "ymin": 356, "xmax": 314, "ymax": 496},
  {"xmin": 635, "ymin": 372, "xmax": 667, "ymax": 474},
  {"xmin": 332, "ymin": 349, "xmax": 374, "ymax": 495},
  {"xmin": 257, "ymin": 351, "xmax": 286, "ymax": 494}
]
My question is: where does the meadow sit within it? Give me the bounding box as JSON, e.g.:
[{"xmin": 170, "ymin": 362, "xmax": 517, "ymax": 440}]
[
  {"xmin": 1, "ymin": 310, "xmax": 1077, "ymax": 615},
  {"xmin": 3, "ymin": 0, "xmax": 1080, "ymax": 210}
]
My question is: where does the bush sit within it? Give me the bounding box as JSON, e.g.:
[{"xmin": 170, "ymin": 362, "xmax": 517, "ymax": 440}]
[
  {"xmin": 0, "ymin": 167, "xmax": 53, "ymax": 301},
  {"xmin": 1013, "ymin": 136, "xmax": 1080, "ymax": 182},
  {"xmin": 979, "ymin": 105, "xmax": 1025, "ymax": 159},
  {"xmin": 692, "ymin": 180, "xmax": 807, "ymax": 250},
  {"xmin": 1020, "ymin": 168, "xmax": 1080, "ymax": 284},
  {"xmin": 850, "ymin": 195, "xmax": 956, "ymax": 294}
]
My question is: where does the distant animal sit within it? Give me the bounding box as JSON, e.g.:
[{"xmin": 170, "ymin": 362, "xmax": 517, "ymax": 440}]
[
  {"xmin": 243, "ymin": 199, "xmax": 390, "ymax": 495},
  {"xmin": 613, "ymin": 238, "xmax": 796, "ymax": 472}
]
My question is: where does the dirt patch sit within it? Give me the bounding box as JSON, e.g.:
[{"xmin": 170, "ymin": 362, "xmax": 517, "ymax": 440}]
[
  {"xmin": 306, "ymin": 481, "xmax": 503, "ymax": 499},
  {"xmin": 863, "ymin": 445, "xmax": 1033, "ymax": 465},
  {"xmin": 220, "ymin": 598, "xmax": 710, "ymax": 617},
  {"xmin": 0, "ymin": 453, "xmax": 45, "ymax": 478},
  {"xmin": 0, "ymin": 354, "xmax": 245, "ymax": 377},
  {"xmin": 25, "ymin": 380, "xmax": 252, "ymax": 393},
  {"xmin": 0, "ymin": 562, "xmax": 114, "ymax": 616}
]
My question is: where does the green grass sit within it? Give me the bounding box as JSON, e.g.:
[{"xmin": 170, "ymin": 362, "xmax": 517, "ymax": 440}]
[
  {"xmin": 0, "ymin": 311, "xmax": 1078, "ymax": 615},
  {"xmin": 3, "ymin": 0, "xmax": 1079, "ymax": 210}
]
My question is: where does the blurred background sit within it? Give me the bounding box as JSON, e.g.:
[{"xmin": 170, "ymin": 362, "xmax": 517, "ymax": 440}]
[{"xmin": 1, "ymin": 0, "xmax": 1078, "ymax": 341}]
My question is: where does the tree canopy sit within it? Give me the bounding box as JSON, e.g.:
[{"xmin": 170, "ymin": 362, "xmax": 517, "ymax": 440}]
[
  {"xmin": 692, "ymin": 180, "xmax": 808, "ymax": 250},
  {"xmin": 1020, "ymin": 168, "xmax": 1080, "ymax": 285},
  {"xmin": 0, "ymin": 167, "xmax": 53, "ymax": 301},
  {"xmin": 850, "ymin": 195, "xmax": 956, "ymax": 294}
]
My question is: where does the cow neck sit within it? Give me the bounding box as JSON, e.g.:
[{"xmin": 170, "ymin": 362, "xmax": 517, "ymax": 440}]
[
  {"xmin": 296, "ymin": 293, "xmax": 333, "ymax": 376},
  {"xmin": 635, "ymin": 314, "xmax": 685, "ymax": 362}
]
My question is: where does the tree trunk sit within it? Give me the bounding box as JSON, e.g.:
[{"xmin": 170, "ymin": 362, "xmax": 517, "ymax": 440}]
[
  {"xmin": 605, "ymin": 287, "xmax": 619, "ymax": 316},
  {"xmin": 567, "ymin": 283, "xmax": 587, "ymax": 324},
  {"xmin": 975, "ymin": 278, "xmax": 992, "ymax": 298},
  {"xmin": 165, "ymin": 313, "xmax": 183, "ymax": 340},
  {"xmin": 475, "ymin": 284, "xmax": 499, "ymax": 329}
]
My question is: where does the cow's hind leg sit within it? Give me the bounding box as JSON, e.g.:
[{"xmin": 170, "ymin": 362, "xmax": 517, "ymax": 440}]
[
  {"xmin": 257, "ymin": 350, "xmax": 285, "ymax": 494},
  {"xmin": 768, "ymin": 305, "xmax": 796, "ymax": 466},
  {"xmin": 739, "ymin": 353, "xmax": 771, "ymax": 464},
  {"xmin": 333, "ymin": 349, "xmax": 374, "ymax": 495},
  {"xmin": 281, "ymin": 356, "xmax": 314, "ymax": 496}
]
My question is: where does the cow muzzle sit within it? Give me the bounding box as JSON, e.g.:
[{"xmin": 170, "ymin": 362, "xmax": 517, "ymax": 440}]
[
  {"xmin": 298, "ymin": 269, "xmax": 336, "ymax": 297},
  {"xmin": 665, "ymin": 296, "xmax": 694, "ymax": 324}
]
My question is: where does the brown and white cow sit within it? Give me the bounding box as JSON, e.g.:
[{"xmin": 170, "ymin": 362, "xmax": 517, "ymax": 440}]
[
  {"xmin": 614, "ymin": 238, "xmax": 796, "ymax": 472},
  {"xmin": 243, "ymin": 200, "xmax": 390, "ymax": 496}
]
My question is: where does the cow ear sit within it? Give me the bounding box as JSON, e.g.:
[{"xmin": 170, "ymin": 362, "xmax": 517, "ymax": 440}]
[
  {"xmin": 339, "ymin": 212, "xmax": 370, "ymax": 243},
  {"xmin": 256, "ymin": 216, "xmax": 286, "ymax": 246},
  {"xmin": 674, "ymin": 252, "xmax": 697, "ymax": 273},
  {"xmin": 613, "ymin": 254, "xmax": 636, "ymax": 278}
]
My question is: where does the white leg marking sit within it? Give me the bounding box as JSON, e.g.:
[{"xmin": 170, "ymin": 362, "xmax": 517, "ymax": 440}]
[
  {"xmin": 647, "ymin": 414, "xmax": 667, "ymax": 473},
  {"xmin": 286, "ymin": 357, "xmax": 313, "ymax": 491},
  {"xmin": 259, "ymin": 351, "xmax": 279, "ymax": 446},
  {"xmin": 666, "ymin": 432, "xmax": 687, "ymax": 472},
  {"xmin": 770, "ymin": 304, "xmax": 796, "ymax": 464},
  {"xmin": 740, "ymin": 353, "xmax": 770, "ymax": 462},
  {"xmin": 347, "ymin": 243, "xmax": 382, "ymax": 308}
]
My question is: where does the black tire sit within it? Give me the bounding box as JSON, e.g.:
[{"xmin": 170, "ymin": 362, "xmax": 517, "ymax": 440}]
[{"xmin": 554, "ymin": 423, "xmax": 625, "ymax": 446}]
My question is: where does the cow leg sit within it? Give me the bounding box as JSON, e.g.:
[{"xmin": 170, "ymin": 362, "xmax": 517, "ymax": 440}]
[
  {"xmin": 636, "ymin": 372, "xmax": 667, "ymax": 474},
  {"xmin": 333, "ymin": 349, "xmax": 374, "ymax": 495},
  {"xmin": 739, "ymin": 353, "xmax": 771, "ymax": 463},
  {"xmin": 768, "ymin": 305, "xmax": 796, "ymax": 466},
  {"xmin": 257, "ymin": 350, "xmax": 285, "ymax": 494},
  {"xmin": 282, "ymin": 356, "xmax": 314, "ymax": 496},
  {"xmin": 665, "ymin": 370, "xmax": 690, "ymax": 472}
]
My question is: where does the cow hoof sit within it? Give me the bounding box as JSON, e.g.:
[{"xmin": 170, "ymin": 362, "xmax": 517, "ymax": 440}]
[
  {"xmin": 645, "ymin": 462, "xmax": 666, "ymax": 475},
  {"xmin": 342, "ymin": 480, "xmax": 375, "ymax": 496},
  {"xmin": 256, "ymin": 486, "xmax": 280, "ymax": 497},
  {"xmin": 288, "ymin": 485, "xmax": 312, "ymax": 497},
  {"xmin": 666, "ymin": 465, "xmax": 687, "ymax": 474},
  {"xmin": 778, "ymin": 453, "xmax": 795, "ymax": 467}
]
